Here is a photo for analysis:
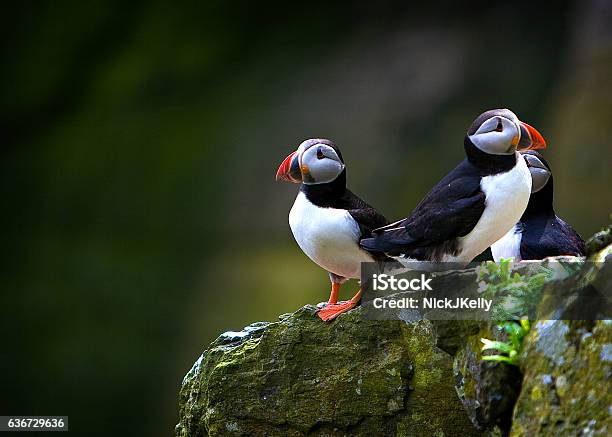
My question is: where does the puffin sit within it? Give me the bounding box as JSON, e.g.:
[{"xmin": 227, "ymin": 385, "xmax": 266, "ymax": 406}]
[
  {"xmin": 276, "ymin": 138, "xmax": 389, "ymax": 321},
  {"xmin": 360, "ymin": 109, "xmax": 547, "ymax": 265},
  {"xmin": 490, "ymin": 151, "xmax": 585, "ymax": 261}
]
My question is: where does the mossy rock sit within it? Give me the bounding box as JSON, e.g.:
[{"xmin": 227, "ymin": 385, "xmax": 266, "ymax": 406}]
[
  {"xmin": 176, "ymin": 305, "xmax": 480, "ymax": 436},
  {"xmin": 453, "ymin": 322, "xmax": 522, "ymax": 436},
  {"xmin": 510, "ymin": 320, "xmax": 612, "ymax": 436}
]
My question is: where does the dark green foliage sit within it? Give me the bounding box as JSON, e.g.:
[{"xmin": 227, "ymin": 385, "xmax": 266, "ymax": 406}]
[{"xmin": 478, "ymin": 259, "xmax": 554, "ymax": 322}]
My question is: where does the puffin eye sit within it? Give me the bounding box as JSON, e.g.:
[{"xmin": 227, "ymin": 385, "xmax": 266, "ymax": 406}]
[
  {"xmin": 495, "ymin": 120, "xmax": 503, "ymax": 132},
  {"xmin": 316, "ymin": 147, "xmax": 324, "ymax": 159}
]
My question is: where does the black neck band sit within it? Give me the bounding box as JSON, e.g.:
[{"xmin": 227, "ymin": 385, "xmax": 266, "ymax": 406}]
[
  {"xmin": 300, "ymin": 169, "xmax": 347, "ymax": 208},
  {"xmin": 464, "ymin": 137, "xmax": 517, "ymax": 174},
  {"xmin": 523, "ymin": 176, "xmax": 555, "ymax": 217}
]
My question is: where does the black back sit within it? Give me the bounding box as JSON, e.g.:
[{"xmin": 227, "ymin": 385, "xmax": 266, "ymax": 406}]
[
  {"xmin": 359, "ymin": 138, "xmax": 516, "ymax": 261},
  {"xmin": 519, "ymin": 214, "xmax": 585, "ymax": 259}
]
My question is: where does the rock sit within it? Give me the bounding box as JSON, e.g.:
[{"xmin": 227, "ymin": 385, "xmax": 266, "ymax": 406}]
[
  {"xmin": 510, "ymin": 320, "xmax": 612, "ymax": 436},
  {"xmin": 535, "ymin": 249, "xmax": 611, "ymax": 320},
  {"xmin": 454, "ymin": 323, "xmax": 523, "ymax": 436},
  {"xmin": 508, "ymin": 238, "xmax": 612, "ymax": 436},
  {"xmin": 453, "ymin": 241, "xmax": 612, "ymax": 436},
  {"xmin": 176, "ymin": 305, "xmax": 479, "ymax": 436},
  {"xmin": 585, "ymin": 222, "xmax": 612, "ymax": 257}
]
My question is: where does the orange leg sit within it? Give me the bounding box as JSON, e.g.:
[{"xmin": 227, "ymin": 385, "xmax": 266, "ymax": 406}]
[
  {"xmin": 327, "ymin": 282, "xmax": 340, "ymax": 305},
  {"xmin": 317, "ymin": 288, "xmax": 362, "ymax": 322}
]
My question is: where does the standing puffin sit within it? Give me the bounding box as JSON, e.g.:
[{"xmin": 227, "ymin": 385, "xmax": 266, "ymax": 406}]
[
  {"xmin": 360, "ymin": 109, "xmax": 547, "ymax": 265},
  {"xmin": 276, "ymin": 139, "xmax": 389, "ymax": 321},
  {"xmin": 491, "ymin": 151, "xmax": 585, "ymax": 261}
]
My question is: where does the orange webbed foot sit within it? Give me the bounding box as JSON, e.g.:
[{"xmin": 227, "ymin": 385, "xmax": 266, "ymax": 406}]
[
  {"xmin": 317, "ymin": 289, "xmax": 362, "ymax": 322},
  {"xmin": 317, "ymin": 300, "xmax": 359, "ymax": 321}
]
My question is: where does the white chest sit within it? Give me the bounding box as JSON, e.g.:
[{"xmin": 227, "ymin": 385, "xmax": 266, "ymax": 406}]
[
  {"xmin": 453, "ymin": 156, "xmax": 531, "ymax": 263},
  {"xmin": 288, "ymin": 192, "xmax": 373, "ymax": 279}
]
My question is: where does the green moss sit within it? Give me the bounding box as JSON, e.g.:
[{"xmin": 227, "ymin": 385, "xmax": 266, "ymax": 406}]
[
  {"xmin": 529, "ymin": 385, "xmax": 542, "ymax": 401},
  {"xmin": 213, "ymin": 337, "xmax": 262, "ymax": 370}
]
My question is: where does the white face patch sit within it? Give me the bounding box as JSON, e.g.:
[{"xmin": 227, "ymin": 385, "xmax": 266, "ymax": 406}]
[
  {"xmin": 469, "ymin": 116, "xmax": 520, "ymax": 155},
  {"xmin": 300, "ymin": 144, "xmax": 345, "ymax": 184}
]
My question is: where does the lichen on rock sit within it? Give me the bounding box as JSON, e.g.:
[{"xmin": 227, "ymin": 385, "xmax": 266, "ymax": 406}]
[
  {"xmin": 585, "ymin": 222, "xmax": 612, "ymax": 257},
  {"xmin": 510, "ymin": 320, "xmax": 612, "ymax": 436}
]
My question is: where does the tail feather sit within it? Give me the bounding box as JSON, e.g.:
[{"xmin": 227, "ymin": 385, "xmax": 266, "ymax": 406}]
[{"xmin": 360, "ymin": 236, "xmax": 396, "ymax": 253}]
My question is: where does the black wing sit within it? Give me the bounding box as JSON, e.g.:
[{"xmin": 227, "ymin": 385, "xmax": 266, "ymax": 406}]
[
  {"xmin": 360, "ymin": 159, "xmax": 486, "ymax": 259},
  {"xmin": 338, "ymin": 189, "xmax": 389, "ymax": 238},
  {"xmin": 339, "ymin": 189, "xmax": 393, "ymax": 263},
  {"xmin": 520, "ymin": 215, "xmax": 586, "ymax": 260}
]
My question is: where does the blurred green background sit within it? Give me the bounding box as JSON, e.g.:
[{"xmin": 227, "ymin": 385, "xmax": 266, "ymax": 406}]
[{"xmin": 2, "ymin": 0, "xmax": 611, "ymax": 435}]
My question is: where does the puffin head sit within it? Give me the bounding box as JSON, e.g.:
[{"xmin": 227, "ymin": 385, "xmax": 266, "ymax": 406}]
[
  {"xmin": 467, "ymin": 108, "xmax": 547, "ymax": 155},
  {"xmin": 522, "ymin": 151, "xmax": 552, "ymax": 193},
  {"xmin": 276, "ymin": 138, "xmax": 345, "ymax": 184}
]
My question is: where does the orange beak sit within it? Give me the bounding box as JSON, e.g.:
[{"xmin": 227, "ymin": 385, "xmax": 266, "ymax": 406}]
[
  {"xmin": 275, "ymin": 151, "xmax": 302, "ymax": 183},
  {"xmin": 517, "ymin": 121, "xmax": 547, "ymax": 151}
]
